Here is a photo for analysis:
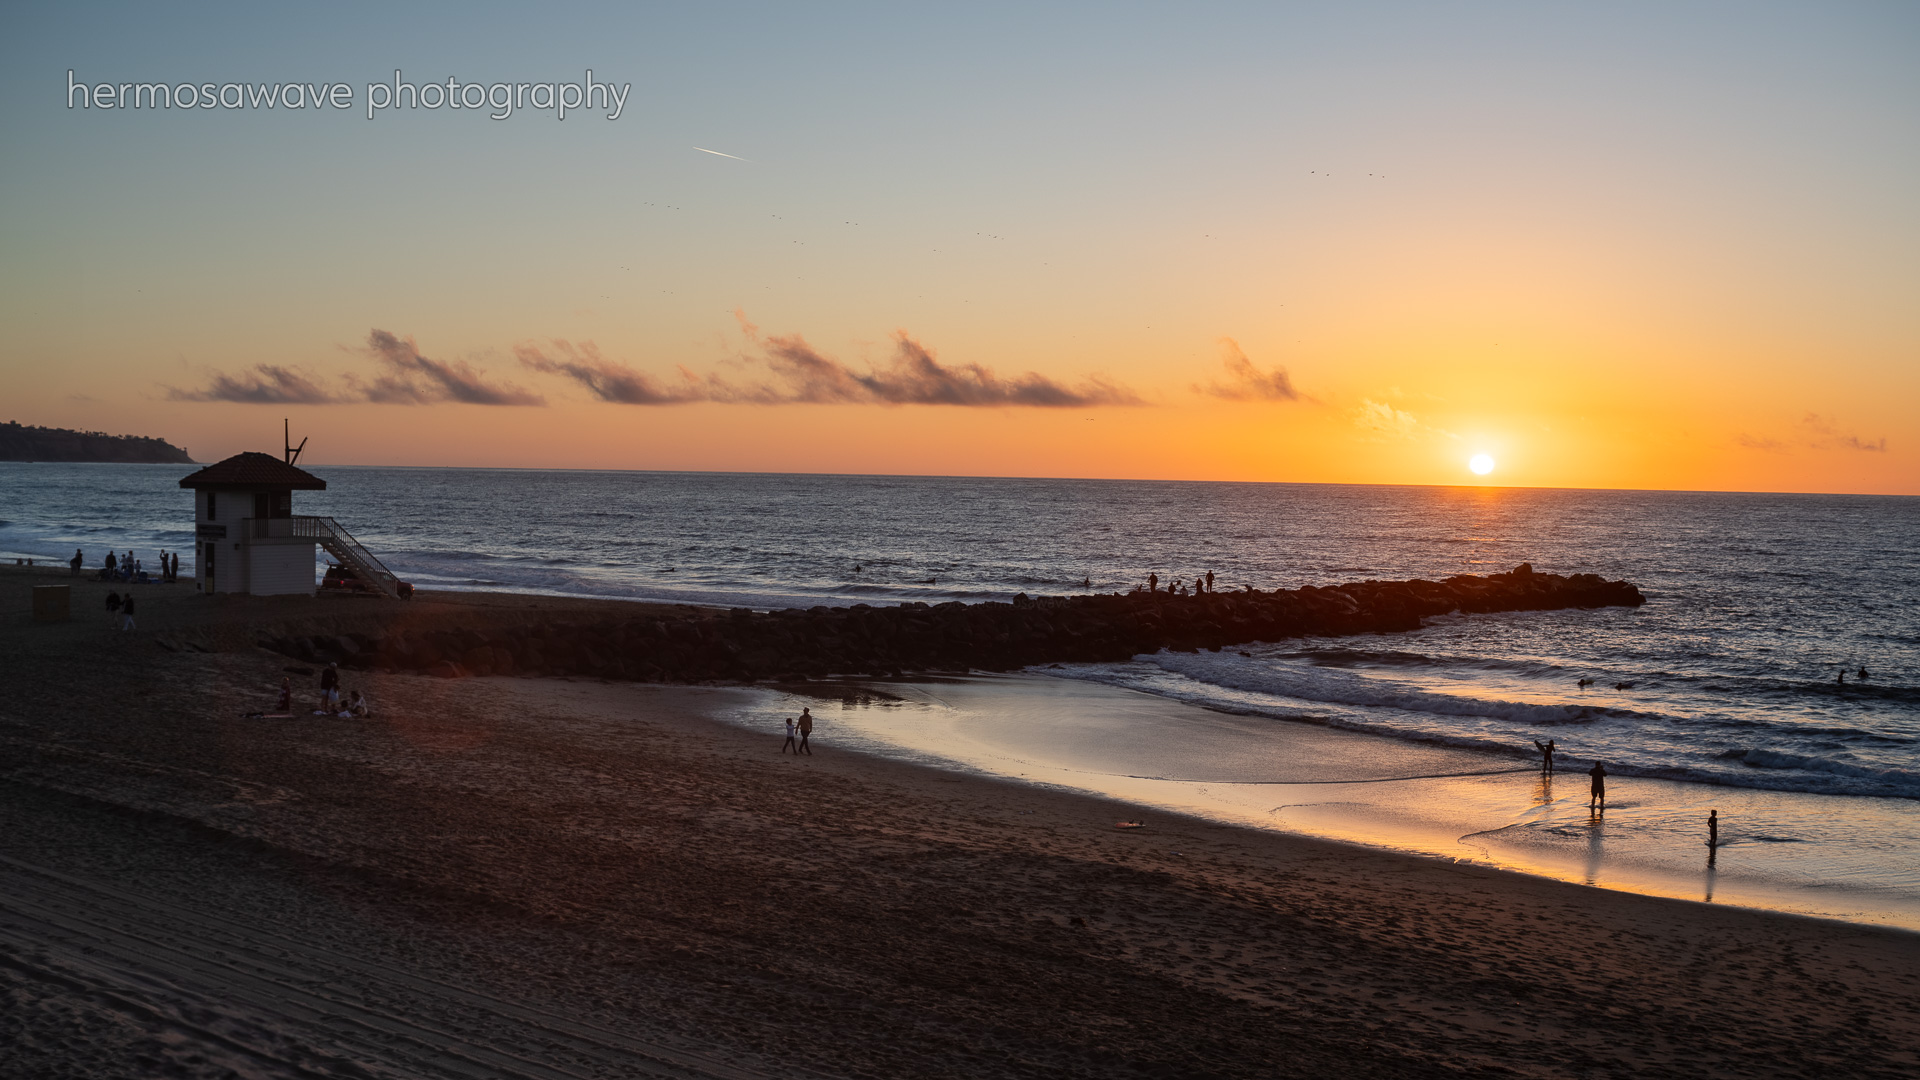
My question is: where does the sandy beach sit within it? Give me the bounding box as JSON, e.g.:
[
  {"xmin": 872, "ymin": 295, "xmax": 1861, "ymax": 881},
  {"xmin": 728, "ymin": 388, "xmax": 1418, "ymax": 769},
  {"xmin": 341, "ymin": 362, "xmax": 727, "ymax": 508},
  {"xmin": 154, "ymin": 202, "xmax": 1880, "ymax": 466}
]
[{"xmin": 4, "ymin": 565, "xmax": 1918, "ymax": 1079}]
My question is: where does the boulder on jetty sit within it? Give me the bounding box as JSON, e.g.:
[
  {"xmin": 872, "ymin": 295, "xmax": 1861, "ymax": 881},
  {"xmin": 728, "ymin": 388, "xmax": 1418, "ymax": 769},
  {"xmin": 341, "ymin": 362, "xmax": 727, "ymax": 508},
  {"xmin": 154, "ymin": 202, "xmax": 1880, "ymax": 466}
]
[{"xmin": 262, "ymin": 565, "xmax": 1642, "ymax": 683}]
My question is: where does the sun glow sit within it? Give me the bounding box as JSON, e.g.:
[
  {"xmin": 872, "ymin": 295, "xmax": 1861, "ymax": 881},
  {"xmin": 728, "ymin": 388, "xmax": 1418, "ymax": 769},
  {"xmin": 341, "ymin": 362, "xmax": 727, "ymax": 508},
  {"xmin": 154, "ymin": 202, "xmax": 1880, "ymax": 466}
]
[{"xmin": 1468, "ymin": 454, "xmax": 1496, "ymax": 476}]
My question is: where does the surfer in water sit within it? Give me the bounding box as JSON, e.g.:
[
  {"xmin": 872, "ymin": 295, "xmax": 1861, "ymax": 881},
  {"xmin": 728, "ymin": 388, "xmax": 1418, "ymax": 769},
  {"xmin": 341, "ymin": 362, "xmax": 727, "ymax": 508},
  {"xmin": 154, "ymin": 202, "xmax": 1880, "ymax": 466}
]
[
  {"xmin": 1588, "ymin": 761, "xmax": 1608, "ymax": 810},
  {"xmin": 1533, "ymin": 739, "xmax": 1557, "ymax": 774}
]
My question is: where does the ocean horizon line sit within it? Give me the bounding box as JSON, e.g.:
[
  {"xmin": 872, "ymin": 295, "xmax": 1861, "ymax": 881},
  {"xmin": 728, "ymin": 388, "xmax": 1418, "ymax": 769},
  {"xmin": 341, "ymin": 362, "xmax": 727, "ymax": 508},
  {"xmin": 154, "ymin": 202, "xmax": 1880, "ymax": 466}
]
[{"xmin": 9, "ymin": 458, "xmax": 1911, "ymax": 501}]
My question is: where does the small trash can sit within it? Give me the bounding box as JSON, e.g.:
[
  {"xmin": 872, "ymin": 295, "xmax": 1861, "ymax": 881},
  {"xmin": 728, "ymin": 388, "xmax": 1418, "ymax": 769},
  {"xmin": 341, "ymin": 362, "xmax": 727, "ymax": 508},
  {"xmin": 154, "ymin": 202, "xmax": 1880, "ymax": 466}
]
[{"xmin": 33, "ymin": 585, "xmax": 71, "ymax": 623}]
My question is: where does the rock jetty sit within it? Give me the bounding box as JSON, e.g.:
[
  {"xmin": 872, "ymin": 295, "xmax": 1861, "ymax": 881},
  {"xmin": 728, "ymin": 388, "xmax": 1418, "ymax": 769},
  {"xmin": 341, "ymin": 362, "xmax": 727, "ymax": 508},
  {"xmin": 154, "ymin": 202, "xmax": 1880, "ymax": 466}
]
[{"xmin": 259, "ymin": 564, "xmax": 1643, "ymax": 683}]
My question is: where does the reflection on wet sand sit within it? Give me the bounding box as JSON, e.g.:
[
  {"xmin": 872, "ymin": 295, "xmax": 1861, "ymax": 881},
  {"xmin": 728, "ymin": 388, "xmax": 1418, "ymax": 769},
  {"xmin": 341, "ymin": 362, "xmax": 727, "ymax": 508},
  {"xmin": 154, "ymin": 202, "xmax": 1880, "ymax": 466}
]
[{"xmin": 763, "ymin": 673, "xmax": 1920, "ymax": 930}]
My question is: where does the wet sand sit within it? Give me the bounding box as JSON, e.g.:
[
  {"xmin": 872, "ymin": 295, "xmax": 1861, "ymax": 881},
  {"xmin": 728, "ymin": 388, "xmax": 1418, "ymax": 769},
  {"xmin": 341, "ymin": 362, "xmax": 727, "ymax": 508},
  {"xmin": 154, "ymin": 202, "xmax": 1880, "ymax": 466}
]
[
  {"xmin": 4, "ymin": 566, "xmax": 1918, "ymax": 1079},
  {"xmin": 783, "ymin": 674, "xmax": 1920, "ymax": 930}
]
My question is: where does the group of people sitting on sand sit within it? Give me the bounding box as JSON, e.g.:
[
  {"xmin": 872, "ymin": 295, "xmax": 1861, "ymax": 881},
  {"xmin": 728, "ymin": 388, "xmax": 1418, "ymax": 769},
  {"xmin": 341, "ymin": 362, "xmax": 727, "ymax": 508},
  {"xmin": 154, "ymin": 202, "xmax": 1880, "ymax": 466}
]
[{"xmin": 247, "ymin": 662, "xmax": 373, "ymax": 719}]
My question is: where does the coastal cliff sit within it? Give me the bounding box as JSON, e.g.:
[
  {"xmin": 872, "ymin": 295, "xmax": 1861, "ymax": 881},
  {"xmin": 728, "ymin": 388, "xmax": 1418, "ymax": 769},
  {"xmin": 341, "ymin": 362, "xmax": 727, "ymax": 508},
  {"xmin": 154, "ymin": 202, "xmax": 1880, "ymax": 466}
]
[
  {"xmin": 0, "ymin": 422, "xmax": 194, "ymax": 463},
  {"xmin": 257, "ymin": 564, "xmax": 1643, "ymax": 682}
]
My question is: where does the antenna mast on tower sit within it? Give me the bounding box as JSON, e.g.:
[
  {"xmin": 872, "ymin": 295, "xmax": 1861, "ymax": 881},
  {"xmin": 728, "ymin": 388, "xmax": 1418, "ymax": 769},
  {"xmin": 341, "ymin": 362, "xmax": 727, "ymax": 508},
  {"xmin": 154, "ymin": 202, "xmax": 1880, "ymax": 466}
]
[{"xmin": 284, "ymin": 418, "xmax": 307, "ymax": 466}]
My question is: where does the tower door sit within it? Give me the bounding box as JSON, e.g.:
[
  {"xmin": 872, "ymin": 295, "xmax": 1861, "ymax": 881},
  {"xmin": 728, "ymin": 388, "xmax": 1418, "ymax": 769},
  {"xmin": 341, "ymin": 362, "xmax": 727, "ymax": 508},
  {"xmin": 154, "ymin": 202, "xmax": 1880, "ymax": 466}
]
[{"xmin": 254, "ymin": 492, "xmax": 272, "ymax": 519}]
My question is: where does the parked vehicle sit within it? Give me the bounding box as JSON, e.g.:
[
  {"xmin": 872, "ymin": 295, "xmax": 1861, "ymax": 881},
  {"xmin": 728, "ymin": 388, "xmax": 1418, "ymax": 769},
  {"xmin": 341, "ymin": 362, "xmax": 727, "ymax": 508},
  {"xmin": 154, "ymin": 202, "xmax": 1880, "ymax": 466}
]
[{"xmin": 321, "ymin": 562, "xmax": 413, "ymax": 598}]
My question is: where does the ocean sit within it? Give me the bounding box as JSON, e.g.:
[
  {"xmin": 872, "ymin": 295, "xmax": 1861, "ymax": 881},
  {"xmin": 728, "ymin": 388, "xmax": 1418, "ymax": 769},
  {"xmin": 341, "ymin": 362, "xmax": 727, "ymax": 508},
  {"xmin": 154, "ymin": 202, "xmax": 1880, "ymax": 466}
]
[
  {"xmin": 5, "ymin": 462, "xmax": 1914, "ymax": 805},
  {"xmin": 11, "ymin": 461, "xmax": 1920, "ymax": 923}
]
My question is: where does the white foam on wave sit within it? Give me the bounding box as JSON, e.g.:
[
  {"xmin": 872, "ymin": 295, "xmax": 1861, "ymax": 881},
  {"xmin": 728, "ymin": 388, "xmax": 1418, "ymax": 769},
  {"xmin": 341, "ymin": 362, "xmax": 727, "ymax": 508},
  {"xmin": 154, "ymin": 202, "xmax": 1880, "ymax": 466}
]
[{"xmin": 1049, "ymin": 651, "xmax": 1920, "ymax": 801}]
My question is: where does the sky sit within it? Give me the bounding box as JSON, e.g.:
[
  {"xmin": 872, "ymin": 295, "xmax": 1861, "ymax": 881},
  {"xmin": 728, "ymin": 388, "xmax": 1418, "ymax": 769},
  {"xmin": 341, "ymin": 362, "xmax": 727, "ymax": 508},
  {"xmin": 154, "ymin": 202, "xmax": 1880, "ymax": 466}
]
[{"xmin": 2, "ymin": 1, "xmax": 1915, "ymax": 493}]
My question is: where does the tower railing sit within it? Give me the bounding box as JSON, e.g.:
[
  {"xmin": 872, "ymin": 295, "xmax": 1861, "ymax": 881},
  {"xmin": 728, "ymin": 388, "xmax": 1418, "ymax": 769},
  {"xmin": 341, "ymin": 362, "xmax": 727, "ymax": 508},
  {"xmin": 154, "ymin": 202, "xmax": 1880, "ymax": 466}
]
[{"xmin": 244, "ymin": 515, "xmax": 404, "ymax": 599}]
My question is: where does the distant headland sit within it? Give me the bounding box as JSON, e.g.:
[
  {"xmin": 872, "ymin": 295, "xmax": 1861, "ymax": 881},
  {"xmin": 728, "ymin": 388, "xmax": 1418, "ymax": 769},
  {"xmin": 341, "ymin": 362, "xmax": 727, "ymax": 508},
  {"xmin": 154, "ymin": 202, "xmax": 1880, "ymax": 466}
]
[{"xmin": 0, "ymin": 422, "xmax": 194, "ymax": 463}]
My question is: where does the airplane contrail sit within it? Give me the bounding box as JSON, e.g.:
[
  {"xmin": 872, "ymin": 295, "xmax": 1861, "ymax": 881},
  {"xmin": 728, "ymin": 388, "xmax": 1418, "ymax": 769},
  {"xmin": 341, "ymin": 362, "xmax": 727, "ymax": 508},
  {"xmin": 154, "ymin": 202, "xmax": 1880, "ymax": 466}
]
[{"xmin": 693, "ymin": 147, "xmax": 751, "ymax": 161}]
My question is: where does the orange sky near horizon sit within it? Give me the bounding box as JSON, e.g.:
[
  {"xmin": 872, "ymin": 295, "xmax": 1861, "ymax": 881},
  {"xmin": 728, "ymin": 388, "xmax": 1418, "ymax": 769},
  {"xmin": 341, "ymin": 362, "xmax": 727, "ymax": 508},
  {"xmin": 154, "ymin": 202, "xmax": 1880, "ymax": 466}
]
[{"xmin": 2, "ymin": 3, "xmax": 1914, "ymax": 495}]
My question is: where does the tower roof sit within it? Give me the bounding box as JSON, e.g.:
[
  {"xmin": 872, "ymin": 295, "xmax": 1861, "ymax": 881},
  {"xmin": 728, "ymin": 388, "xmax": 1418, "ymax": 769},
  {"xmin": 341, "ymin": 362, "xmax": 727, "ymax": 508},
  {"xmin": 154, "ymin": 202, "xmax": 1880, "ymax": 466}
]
[{"xmin": 178, "ymin": 451, "xmax": 327, "ymax": 490}]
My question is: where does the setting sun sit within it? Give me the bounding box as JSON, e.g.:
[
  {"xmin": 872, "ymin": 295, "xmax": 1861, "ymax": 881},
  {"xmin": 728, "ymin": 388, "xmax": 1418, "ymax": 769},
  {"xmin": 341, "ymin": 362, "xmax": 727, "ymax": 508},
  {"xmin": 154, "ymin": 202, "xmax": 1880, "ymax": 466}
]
[{"xmin": 1469, "ymin": 454, "xmax": 1496, "ymax": 476}]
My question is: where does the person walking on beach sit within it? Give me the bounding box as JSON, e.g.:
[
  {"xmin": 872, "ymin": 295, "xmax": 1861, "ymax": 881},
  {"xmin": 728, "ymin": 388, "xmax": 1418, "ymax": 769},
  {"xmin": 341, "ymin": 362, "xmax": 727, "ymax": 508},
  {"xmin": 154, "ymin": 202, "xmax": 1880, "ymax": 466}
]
[
  {"xmin": 105, "ymin": 590, "xmax": 122, "ymax": 627},
  {"xmin": 1708, "ymin": 809, "xmax": 1718, "ymax": 850},
  {"xmin": 797, "ymin": 708, "xmax": 814, "ymax": 755},
  {"xmin": 1533, "ymin": 739, "xmax": 1557, "ymax": 773},
  {"xmin": 781, "ymin": 716, "xmax": 799, "ymax": 755},
  {"xmin": 1588, "ymin": 761, "xmax": 1608, "ymax": 810},
  {"xmin": 120, "ymin": 593, "xmax": 136, "ymax": 632}
]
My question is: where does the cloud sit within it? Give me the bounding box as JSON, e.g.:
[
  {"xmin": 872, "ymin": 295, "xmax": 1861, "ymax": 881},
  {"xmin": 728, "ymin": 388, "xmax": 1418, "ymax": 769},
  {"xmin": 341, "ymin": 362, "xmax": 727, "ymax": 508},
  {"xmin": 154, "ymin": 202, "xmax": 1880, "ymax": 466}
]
[
  {"xmin": 520, "ymin": 326, "xmax": 1141, "ymax": 407},
  {"xmin": 358, "ymin": 330, "xmax": 544, "ymax": 406},
  {"xmin": 1735, "ymin": 433, "xmax": 1786, "ymax": 452},
  {"xmin": 1801, "ymin": 413, "xmax": 1886, "ymax": 452},
  {"xmin": 1195, "ymin": 339, "xmax": 1301, "ymax": 401},
  {"xmin": 1354, "ymin": 399, "xmax": 1423, "ymax": 440},
  {"xmin": 1738, "ymin": 414, "xmax": 1887, "ymax": 453},
  {"xmin": 166, "ymin": 365, "xmax": 343, "ymax": 404},
  {"xmin": 514, "ymin": 340, "xmax": 710, "ymax": 404}
]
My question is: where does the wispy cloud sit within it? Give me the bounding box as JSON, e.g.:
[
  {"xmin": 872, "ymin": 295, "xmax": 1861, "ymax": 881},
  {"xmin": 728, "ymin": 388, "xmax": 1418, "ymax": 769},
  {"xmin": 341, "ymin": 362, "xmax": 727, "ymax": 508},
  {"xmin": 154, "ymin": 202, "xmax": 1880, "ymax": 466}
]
[
  {"xmin": 514, "ymin": 340, "xmax": 711, "ymax": 404},
  {"xmin": 166, "ymin": 365, "xmax": 344, "ymax": 404},
  {"xmin": 1801, "ymin": 413, "xmax": 1887, "ymax": 452},
  {"xmin": 1738, "ymin": 414, "xmax": 1887, "ymax": 453},
  {"xmin": 357, "ymin": 330, "xmax": 544, "ymax": 406},
  {"xmin": 520, "ymin": 322, "xmax": 1140, "ymax": 407},
  {"xmin": 166, "ymin": 332, "xmax": 544, "ymax": 407},
  {"xmin": 1195, "ymin": 339, "xmax": 1302, "ymax": 402},
  {"xmin": 1350, "ymin": 397, "xmax": 1458, "ymax": 443},
  {"xmin": 170, "ymin": 326, "xmax": 1135, "ymax": 410}
]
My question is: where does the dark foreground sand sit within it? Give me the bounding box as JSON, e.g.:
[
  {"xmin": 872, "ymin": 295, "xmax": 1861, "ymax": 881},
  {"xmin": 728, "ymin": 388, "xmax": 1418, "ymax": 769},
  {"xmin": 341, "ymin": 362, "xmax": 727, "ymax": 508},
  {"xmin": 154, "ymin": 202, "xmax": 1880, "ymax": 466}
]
[{"xmin": 3, "ymin": 567, "xmax": 1917, "ymax": 1079}]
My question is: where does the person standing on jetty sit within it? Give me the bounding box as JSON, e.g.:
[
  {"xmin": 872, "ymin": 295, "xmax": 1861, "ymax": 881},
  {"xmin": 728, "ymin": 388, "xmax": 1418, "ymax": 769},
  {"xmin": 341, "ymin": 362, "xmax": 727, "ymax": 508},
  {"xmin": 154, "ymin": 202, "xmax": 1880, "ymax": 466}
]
[
  {"xmin": 1588, "ymin": 761, "xmax": 1608, "ymax": 810},
  {"xmin": 1533, "ymin": 739, "xmax": 1557, "ymax": 773},
  {"xmin": 1205, "ymin": 571, "xmax": 1214, "ymax": 593},
  {"xmin": 797, "ymin": 708, "xmax": 814, "ymax": 755},
  {"xmin": 781, "ymin": 716, "xmax": 799, "ymax": 755},
  {"xmin": 1148, "ymin": 573, "xmax": 1158, "ymax": 593}
]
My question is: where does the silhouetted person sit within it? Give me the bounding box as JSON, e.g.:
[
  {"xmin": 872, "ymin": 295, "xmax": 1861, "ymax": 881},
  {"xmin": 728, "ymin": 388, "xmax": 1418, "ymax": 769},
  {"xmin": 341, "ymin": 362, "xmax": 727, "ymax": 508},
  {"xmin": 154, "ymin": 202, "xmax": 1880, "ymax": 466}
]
[
  {"xmin": 1205, "ymin": 571, "xmax": 1214, "ymax": 592},
  {"xmin": 105, "ymin": 591, "xmax": 122, "ymax": 626},
  {"xmin": 104, "ymin": 551, "xmax": 116, "ymax": 575},
  {"xmin": 1533, "ymin": 739, "xmax": 1557, "ymax": 773},
  {"xmin": 319, "ymin": 662, "xmax": 340, "ymax": 710},
  {"xmin": 797, "ymin": 707, "xmax": 813, "ymax": 755},
  {"xmin": 1148, "ymin": 573, "xmax": 1158, "ymax": 593},
  {"xmin": 1577, "ymin": 677, "xmax": 1594, "ymax": 688},
  {"xmin": 1837, "ymin": 670, "xmax": 1845, "ymax": 685},
  {"xmin": 71, "ymin": 548, "xmax": 83, "ymax": 576},
  {"xmin": 781, "ymin": 716, "xmax": 799, "ymax": 754},
  {"xmin": 1858, "ymin": 666, "xmax": 1870, "ymax": 680},
  {"xmin": 120, "ymin": 593, "xmax": 136, "ymax": 632},
  {"xmin": 1588, "ymin": 762, "xmax": 1607, "ymax": 809},
  {"xmin": 1708, "ymin": 809, "xmax": 1718, "ymax": 850}
]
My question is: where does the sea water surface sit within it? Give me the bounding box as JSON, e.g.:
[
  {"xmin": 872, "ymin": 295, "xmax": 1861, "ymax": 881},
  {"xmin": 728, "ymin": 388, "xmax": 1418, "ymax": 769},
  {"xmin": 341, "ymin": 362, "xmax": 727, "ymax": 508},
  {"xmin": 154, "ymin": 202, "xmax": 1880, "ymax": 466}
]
[{"xmin": 4, "ymin": 463, "xmax": 1917, "ymax": 922}]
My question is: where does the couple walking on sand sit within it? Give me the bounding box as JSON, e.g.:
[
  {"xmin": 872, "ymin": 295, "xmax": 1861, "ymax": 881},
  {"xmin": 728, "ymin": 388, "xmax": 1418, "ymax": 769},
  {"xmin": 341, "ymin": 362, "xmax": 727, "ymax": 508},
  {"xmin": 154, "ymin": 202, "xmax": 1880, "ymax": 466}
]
[{"xmin": 782, "ymin": 708, "xmax": 814, "ymax": 755}]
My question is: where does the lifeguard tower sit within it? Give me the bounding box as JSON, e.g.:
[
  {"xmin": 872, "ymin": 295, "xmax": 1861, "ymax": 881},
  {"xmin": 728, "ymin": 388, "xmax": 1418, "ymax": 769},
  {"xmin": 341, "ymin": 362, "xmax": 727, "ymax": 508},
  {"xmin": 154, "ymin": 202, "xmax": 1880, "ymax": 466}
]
[{"xmin": 178, "ymin": 429, "xmax": 406, "ymax": 598}]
